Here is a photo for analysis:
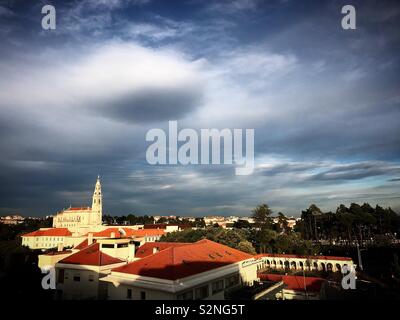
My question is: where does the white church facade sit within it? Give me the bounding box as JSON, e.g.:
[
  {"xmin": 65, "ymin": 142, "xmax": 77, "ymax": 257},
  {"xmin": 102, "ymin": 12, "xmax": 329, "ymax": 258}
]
[{"xmin": 53, "ymin": 176, "xmax": 103, "ymax": 230}]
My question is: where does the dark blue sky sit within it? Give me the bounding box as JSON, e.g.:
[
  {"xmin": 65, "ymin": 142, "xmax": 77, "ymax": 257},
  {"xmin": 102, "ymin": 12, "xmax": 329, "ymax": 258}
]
[{"xmin": 0, "ymin": 0, "xmax": 399, "ymax": 217}]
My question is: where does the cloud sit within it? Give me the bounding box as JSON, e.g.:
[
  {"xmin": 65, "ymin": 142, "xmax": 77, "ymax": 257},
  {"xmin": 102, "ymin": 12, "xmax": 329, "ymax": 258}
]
[{"xmin": 0, "ymin": 0, "xmax": 400, "ymax": 216}]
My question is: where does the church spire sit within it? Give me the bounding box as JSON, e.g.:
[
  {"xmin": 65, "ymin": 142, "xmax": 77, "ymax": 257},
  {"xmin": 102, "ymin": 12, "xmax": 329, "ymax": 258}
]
[{"xmin": 91, "ymin": 176, "xmax": 102, "ymax": 225}]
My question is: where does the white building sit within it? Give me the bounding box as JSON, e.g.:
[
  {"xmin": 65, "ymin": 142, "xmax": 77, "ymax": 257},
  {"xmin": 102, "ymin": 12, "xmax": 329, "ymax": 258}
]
[
  {"xmin": 101, "ymin": 239, "xmax": 259, "ymax": 300},
  {"xmin": 21, "ymin": 228, "xmax": 72, "ymax": 249},
  {"xmin": 0, "ymin": 214, "xmax": 24, "ymax": 225},
  {"xmin": 52, "ymin": 176, "xmax": 103, "ymax": 229},
  {"xmin": 55, "ymin": 238, "xmax": 129, "ymax": 300}
]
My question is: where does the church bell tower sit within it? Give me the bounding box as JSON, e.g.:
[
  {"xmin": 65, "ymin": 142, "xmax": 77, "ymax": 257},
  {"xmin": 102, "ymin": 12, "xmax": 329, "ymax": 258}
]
[{"xmin": 91, "ymin": 176, "xmax": 102, "ymax": 225}]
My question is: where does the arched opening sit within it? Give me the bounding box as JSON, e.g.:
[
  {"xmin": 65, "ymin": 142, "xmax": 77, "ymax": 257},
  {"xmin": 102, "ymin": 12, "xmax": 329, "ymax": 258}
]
[
  {"xmin": 313, "ymin": 262, "xmax": 318, "ymax": 271},
  {"xmin": 273, "ymin": 260, "xmax": 277, "ymax": 268},
  {"xmin": 290, "ymin": 261, "xmax": 297, "ymax": 270},
  {"xmin": 279, "ymin": 260, "xmax": 283, "ymax": 269},
  {"xmin": 336, "ymin": 264, "xmax": 341, "ymax": 273},
  {"xmin": 299, "ymin": 261, "xmax": 304, "ymax": 270},
  {"xmin": 284, "ymin": 261, "xmax": 290, "ymax": 270},
  {"xmin": 305, "ymin": 261, "xmax": 311, "ymax": 271},
  {"xmin": 266, "ymin": 260, "xmax": 270, "ymax": 266},
  {"xmin": 327, "ymin": 263, "xmax": 333, "ymax": 272},
  {"xmin": 320, "ymin": 263, "xmax": 326, "ymax": 271}
]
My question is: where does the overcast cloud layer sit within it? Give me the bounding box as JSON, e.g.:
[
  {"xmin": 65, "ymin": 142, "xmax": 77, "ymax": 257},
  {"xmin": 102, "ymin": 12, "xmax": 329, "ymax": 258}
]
[{"xmin": 0, "ymin": 0, "xmax": 399, "ymax": 217}]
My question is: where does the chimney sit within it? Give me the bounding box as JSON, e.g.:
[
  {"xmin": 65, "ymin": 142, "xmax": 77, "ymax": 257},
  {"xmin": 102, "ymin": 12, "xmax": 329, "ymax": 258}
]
[
  {"xmin": 57, "ymin": 243, "xmax": 64, "ymax": 252},
  {"xmin": 88, "ymin": 233, "xmax": 93, "ymax": 245},
  {"xmin": 111, "ymin": 232, "xmax": 116, "ymax": 238},
  {"xmin": 153, "ymin": 246, "xmax": 159, "ymax": 254}
]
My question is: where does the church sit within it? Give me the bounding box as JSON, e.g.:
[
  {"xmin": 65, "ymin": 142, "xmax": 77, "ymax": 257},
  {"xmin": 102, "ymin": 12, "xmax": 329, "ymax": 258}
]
[{"xmin": 52, "ymin": 176, "xmax": 103, "ymax": 229}]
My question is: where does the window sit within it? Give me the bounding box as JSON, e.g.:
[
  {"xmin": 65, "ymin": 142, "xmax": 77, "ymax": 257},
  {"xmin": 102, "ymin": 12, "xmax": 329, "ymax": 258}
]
[
  {"xmin": 73, "ymin": 275, "xmax": 80, "ymax": 282},
  {"xmin": 177, "ymin": 290, "xmax": 193, "ymax": 300},
  {"xmin": 140, "ymin": 291, "xmax": 146, "ymax": 300},
  {"xmin": 58, "ymin": 269, "xmax": 65, "ymax": 284},
  {"xmin": 127, "ymin": 289, "xmax": 132, "ymax": 299},
  {"xmin": 102, "ymin": 244, "xmax": 114, "ymax": 249},
  {"xmin": 225, "ymin": 274, "xmax": 239, "ymax": 288},
  {"xmin": 212, "ymin": 279, "xmax": 224, "ymax": 294},
  {"xmin": 117, "ymin": 243, "xmax": 128, "ymax": 248},
  {"xmin": 195, "ymin": 285, "xmax": 209, "ymax": 300}
]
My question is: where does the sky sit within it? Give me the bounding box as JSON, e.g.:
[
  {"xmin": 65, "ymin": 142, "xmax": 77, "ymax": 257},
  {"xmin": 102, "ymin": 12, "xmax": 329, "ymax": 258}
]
[{"xmin": 0, "ymin": 0, "xmax": 399, "ymax": 217}]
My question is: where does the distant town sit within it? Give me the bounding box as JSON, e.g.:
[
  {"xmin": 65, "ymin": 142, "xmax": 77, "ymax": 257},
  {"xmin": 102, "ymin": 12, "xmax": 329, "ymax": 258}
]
[{"xmin": 1, "ymin": 177, "xmax": 399, "ymax": 301}]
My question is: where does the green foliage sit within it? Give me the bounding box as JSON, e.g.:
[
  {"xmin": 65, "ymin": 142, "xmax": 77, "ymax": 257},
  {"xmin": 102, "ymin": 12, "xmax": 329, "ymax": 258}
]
[
  {"xmin": 236, "ymin": 240, "xmax": 257, "ymax": 254},
  {"xmin": 159, "ymin": 227, "xmax": 257, "ymax": 254},
  {"xmin": 233, "ymin": 219, "xmax": 252, "ymax": 229},
  {"xmin": 298, "ymin": 202, "xmax": 400, "ymax": 245},
  {"xmin": 252, "ymin": 204, "xmax": 273, "ymax": 229}
]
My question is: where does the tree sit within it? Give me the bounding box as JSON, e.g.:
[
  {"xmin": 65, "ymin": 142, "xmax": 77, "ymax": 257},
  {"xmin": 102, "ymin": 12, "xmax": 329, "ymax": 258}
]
[
  {"xmin": 276, "ymin": 212, "xmax": 289, "ymax": 234},
  {"xmin": 252, "ymin": 204, "xmax": 273, "ymax": 229},
  {"xmin": 233, "ymin": 219, "xmax": 251, "ymax": 229},
  {"xmin": 236, "ymin": 241, "xmax": 256, "ymax": 254}
]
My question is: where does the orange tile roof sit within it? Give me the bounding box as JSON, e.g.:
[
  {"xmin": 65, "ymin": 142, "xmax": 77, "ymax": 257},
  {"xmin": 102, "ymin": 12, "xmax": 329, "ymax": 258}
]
[
  {"xmin": 259, "ymin": 274, "xmax": 325, "ymax": 292},
  {"xmin": 74, "ymin": 239, "xmax": 97, "ymax": 250},
  {"xmin": 22, "ymin": 228, "xmax": 72, "ymax": 237},
  {"xmin": 93, "ymin": 228, "xmax": 164, "ymax": 238},
  {"xmin": 112, "ymin": 239, "xmax": 253, "ymax": 280},
  {"xmin": 135, "ymin": 242, "xmax": 190, "ymax": 258},
  {"xmin": 59, "ymin": 243, "xmax": 123, "ymax": 266},
  {"xmin": 65, "ymin": 207, "xmax": 91, "ymax": 211}
]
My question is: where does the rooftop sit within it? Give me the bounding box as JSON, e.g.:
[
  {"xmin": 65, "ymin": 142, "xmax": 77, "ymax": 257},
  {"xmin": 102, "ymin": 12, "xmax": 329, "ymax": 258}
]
[
  {"xmin": 59, "ymin": 243, "xmax": 123, "ymax": 266},
  {"xmin": 22, "ymin": 228, "xmax": 72, "ymax": 237},
  {"xmin": 112, "ymin": 239, "xmax": 253, "ymax": 280}
]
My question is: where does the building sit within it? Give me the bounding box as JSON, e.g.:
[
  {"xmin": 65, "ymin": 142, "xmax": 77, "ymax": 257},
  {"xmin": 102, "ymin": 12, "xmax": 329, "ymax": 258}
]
[
  {"xmin": 52, "ymin": 176, "xmax": 103, "ymax": 229},
  {"xmin": 0, "ymin": 214, "xmax": 24, "ymax": 225},
  {"xmin": 143, "ymin": 223, "xmax": 190, "ymax": 233},
  {"xmin": 101, "ymin": 239, "xmax": 259, "ymax": 300},
  {"xmin": 21, "ymin": 228, "xmax": 72, "ymax": 249},
  {"xmin": 55, "ymin": 238, "xmax": 129, "ymax": 300},
  {"xmin": 254, "ymin": 253, "xmax": 355, "ymax": 273},
  {"xmin": 91, "ymin": 227, "xmax": 165, "ymax": 246},
  {"xmin": 259, "ymin": 274, "xmax": 326, "ymax": 300}
]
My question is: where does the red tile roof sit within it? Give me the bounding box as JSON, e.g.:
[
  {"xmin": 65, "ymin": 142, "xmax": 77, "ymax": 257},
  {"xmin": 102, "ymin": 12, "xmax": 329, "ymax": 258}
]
[
  {"xmin": 65, "ymin": 207, "xmax": 91, "ymax": 211},
  {"xmin": 135, "ymin": 242, "xmax": 190, "ymax": 258},
  {"xmin": 59, "ymin": 243, "xmax": 123, "ymax": 266},
  {"xmin": 256, "ymin": 253, "xmax": 352, "ymax": 261},
  {"xmin": 22, "ymin": 228, "xmax": 72, "ymax": 237},
  {"xmin": 131, "ymin": 229, "xmax": 165, "ymax": 237},
  {"xmin": 92, "ymin": 228, "xmax": 164, "ymax": 238},
  {"xmin": 259, "ymin": 274, "xmax": 325, "ymax": 292},
  {"xmin": 112, "ymin": 239, "xmax": 253, "ymax": 280},
  {"xmin": 74, "ymin": 239, "xmax": 97, "ymax": 250}
]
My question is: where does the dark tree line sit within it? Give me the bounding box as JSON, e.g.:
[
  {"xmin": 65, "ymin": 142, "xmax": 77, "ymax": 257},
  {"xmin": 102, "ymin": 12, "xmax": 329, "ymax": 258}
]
[
  {"xmin": 296, "ymin": 203, "xmax": 400, "ymax": 245},
  {"xmin": 102, "ymin": 214, "xmax": 206, "ymax": 228}
]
